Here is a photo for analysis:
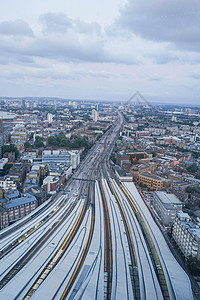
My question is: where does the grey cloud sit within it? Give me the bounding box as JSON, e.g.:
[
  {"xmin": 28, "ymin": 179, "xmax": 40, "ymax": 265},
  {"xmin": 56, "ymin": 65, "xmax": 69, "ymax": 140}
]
[
  {"xmin": 88, "ymin": 71, "xmax": 113, "ymax": 78},
  {"xmin": 0, "ymin": 50, "xmax": 35, "ymax": 66},
  {"xmin": 149, "ymin": 76, "xmax": 163, "ymax": 82},
  {"xmin": 0, "ymin": 20, "xmax": 34, "ymax": 36},
  {"xmin": 74, "ymin": 20, "xmax": 102, "ymax": 35},
  {"xmin": 0, "ymin": 31, "xmax": 139, "ymax": 65},
  {"xmin": 117, "ymin": 0, "xmax": 200, "ymax": 52},
  {"xmin": 150, "ymin": 50, "xmax": 180, "ymax": 64},
  {"xmin": 190, "ymin": 73, "xmax": 200, "ymax": 79},
  {"xmin": 39, "ymin": 12, "xmax": 72, "ymax": 33}
]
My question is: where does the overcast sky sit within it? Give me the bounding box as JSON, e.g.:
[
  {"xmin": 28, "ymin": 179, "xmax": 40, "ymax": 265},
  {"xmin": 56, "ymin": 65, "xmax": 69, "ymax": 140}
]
[{"xmin": 0, "ymin": 0, "xmax": 200, "ymax": 104}]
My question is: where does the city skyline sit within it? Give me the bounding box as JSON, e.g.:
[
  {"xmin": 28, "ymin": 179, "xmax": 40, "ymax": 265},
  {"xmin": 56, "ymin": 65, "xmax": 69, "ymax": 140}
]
[{"xmin": 0, "ymin": 0, "xmax": 200, "ymax": 104}]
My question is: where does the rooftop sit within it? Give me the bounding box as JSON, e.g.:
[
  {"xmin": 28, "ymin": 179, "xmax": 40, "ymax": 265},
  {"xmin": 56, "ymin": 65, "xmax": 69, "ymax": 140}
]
[
  {"xmin": 4, "ymin": 193, "xmax": 37, "ymax": 209},
  {"xmin": 139, "ymin": 172, "xmax": 161, "ymax": 180},
  {"xmin": 155, "ymin": 191, "xmax": 181, "ymax": 205}
]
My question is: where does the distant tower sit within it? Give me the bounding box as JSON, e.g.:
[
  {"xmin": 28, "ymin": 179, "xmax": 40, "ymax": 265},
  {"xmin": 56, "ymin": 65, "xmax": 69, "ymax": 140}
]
[
  {"xmin": 22, "ymin": 99, "xmax": 26, "ymax": 108},
  {"xmin": 47, "ymin": 113, "xmax": 53, "ymax": 123},
  {"xmin": 172, "ymin": 115, "xmax": 177, "ymax": 122},
  {"xmin": 91, "ymin": 109, "xmax": 98, "ymax": 122},
  {"xmin": 72, "ymin": 101, "xmax": 77, "ymax": 109},
  {"xmin": 26, "ymin": 101, "xmax": 30, "ymax": 108}
]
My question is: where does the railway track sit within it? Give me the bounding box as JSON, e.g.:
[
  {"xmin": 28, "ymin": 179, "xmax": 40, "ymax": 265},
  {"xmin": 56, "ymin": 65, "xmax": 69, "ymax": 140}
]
[
  {"xmin": 107, "ymin": 179, "xmax": 140, "ymax": 300},
  {"xmin": 59, "ymin": 182, "xmax": 95, "ymax": 299},
  {"xmin": 22, "ymin": 186, "xmax": 88, "ymax": 299},
  {"xmin": 0, "ymin": 199, "xmax": 78, "ymax": 292},
  {"xmin": 120, "ymin": 183, "xmax": 171, "ymax": 300},
  {"xmin": 99, "ymin": 180, "xmax": 113, "ymax": 300},
  {"xmin": 0, "ymin": 113, "xmax": 124, "ymax": 299}
]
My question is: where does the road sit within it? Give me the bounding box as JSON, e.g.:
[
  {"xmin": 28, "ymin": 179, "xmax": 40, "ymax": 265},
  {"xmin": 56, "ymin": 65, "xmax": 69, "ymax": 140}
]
[{"xmin": 0, "ymin": 112, "xmax": 194, "ymax": 300}]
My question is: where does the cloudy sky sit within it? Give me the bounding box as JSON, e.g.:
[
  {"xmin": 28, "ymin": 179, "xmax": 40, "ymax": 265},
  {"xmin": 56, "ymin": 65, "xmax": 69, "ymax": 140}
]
[{"xmin": 0, "ymin": 0, "xmax": 200, "ymax": 104}]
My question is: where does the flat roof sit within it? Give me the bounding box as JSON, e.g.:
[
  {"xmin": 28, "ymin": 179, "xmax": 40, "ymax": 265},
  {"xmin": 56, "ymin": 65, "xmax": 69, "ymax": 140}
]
[
  {"xmin": 178, "ymin": 211, "xmax": 191, "ymax": 219},
  {"xmin": 6, "ymin": 190, "xmax": 20, "ymax": 199},
  {"xmin": 140, "ymin": 172, "xmax": 161, "ymax": 180},
  {"xmin": 4, "ymin": 193, "xmax": 37, "ymax": 209},
  {"xmin": 155, "ymin": 191, "xmax": 181, "ymax": 205}
]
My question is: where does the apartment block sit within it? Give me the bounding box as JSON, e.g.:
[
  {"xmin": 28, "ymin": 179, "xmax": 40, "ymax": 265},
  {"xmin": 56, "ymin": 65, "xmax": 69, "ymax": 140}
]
[
  {"xmin": 138, "ymin": 172, "xmax": 163, "ymax": 190},
  {"xmin": 0, "ymin": 193, "xmax": 38, "ymax": 229},
  {"xmin": 152, "ymin": 191, "xmax": 182, "ymax": 226},
  {"xmin": 172, "ymin": 211, "xmax": 200, "ymax": 260},
  {"xmin": 42, "ymin": 150, "xmax": 80, "ymax": 169}
]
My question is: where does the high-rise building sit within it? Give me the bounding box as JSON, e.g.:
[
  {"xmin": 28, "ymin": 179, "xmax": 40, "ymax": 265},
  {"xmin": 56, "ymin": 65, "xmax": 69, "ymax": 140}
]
[
  {"xmin": 47, "ymin": 113, "xmax": 53, "ymax": 123},
  {"xmin": 91, "ymin": 109, "xmax": 98, "ymax": 122},
  {"xmin": 22, "ymin": 99, "xmax": 26, "ymax": 108},
  {"xmin": 172, "ymin": 211, "xmax": 200, "ymax": 260}
]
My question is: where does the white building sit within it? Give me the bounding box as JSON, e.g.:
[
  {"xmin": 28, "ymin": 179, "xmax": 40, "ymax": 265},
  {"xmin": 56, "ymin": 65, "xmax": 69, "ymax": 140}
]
[
  {"xmin": 0, "ymin": 176, "xmax": 17, "ymax": 191},
  {"xmin": 0, "ymin": 158, "xmax": 8, "ymax": 170},
  {"xmin": 152, "ymin": 191, "xmax": 182, "ymax": 226},
  {"xmin": 47, "ymin": 113, "xmax": 53, "ymax": 123},
  {"xmin": 172, "ymin": 211, "xmax": 200, "ymax": 260},
  {"xmin": 91, "ymin": 109, "xmax": 98, "ymax": 122},
  {"xmin": 70, "ymin": 150, "xmax": 80, "ymax": 169},
  {"xmin": 42, "ymin": 150, "xmax": 80, "ymax": 169}
]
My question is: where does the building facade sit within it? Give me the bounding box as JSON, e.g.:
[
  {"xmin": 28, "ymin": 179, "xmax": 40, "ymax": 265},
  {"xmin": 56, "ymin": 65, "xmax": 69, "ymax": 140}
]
[
  {"xmin": 0, "ymin": 193, "xmax": 38, "ymax": 229},
  {"xmin": 152, "ymin": 191, "xmax": 182, "ymax": 226},
  {"xmin": 0, "ymin": 176, "xmax": 17, "ymax": 191},
  {"xmin": 42, "ymin": 150, "xmax": 80, "ymax": 169},
  {"xmin": 138, "ymin": 172, "xmax": 164, "ymax": 190},
  {"xmin": 172, "ymin": 211, "xmax": 200, "ymax": 260}
]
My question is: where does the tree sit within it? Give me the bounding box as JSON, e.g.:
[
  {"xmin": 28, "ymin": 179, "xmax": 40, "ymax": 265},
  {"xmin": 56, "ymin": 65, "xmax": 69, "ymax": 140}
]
[
  {"xmin": 186, "ymin": 185, "xmax": 200, "ymax": 194},
  {"xmin": 47, "ymin": 134, "xmax": 92, "ymax": 150},
  {"xmin": 56, "ymin": 133, "xmax": 69, "ymax": 147},
  {"xmin": 2, "ymin": 144, "xmax": 19, "ymax": 159},
  {"xmin": 48, "ymin": 136, "xmax": 57, "ymax": 146},
  {"xmin": 151, "ymin": 151, "xmax": 156, "ymax": 157},
  {"xmin": 186, "ymin": 256, "xmax": 200, "ymax": 275},
  {"xmin": 187, "ymin": 164, "xmax": 198, "ymax": 174},
  {"xmin": 110, "ymin": 152, "xmax": 116, "ymax": 163},
  {"xmin": 34, "ymin": 136, "xmax": 44, "ymax": 148},
  {"xmin": 130, "ymin": 153, "xmax": 145, "ymax": 162},
  {"xmin": 96, "ymin": 133, "xmax": 102, "ymax": 140},
  {"xmin": 192, "ymin": 151, "xmax": 200, "ymax": 159},
  {"xmin": 2, "ymin": 163, "xmax": 13, "ymax": 175},
  {"xmin": 24, "ymin": 141, "xmax": 32, "ymax": 149},
  {"xmin": 83, "ymin": 114, "xmax": 90, "ymax": 121}
]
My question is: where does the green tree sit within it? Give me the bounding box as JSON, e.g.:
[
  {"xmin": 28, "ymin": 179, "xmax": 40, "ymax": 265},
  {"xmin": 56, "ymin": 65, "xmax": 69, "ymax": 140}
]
[
  {"xmin": 192, "ymin": 151, "xmax": 200, "ymax": 159},
  {"xmin": 48, "ymin": 136, "xmax": 57, "ymax": 146},
  {"xmin": 2, "ymin": 144, "xmax": 19, "ymax": 158},
  {"xmin": 110, "ymin": 152, "xmax": 116, "ymax": 163},
  {"xmin": 186, "ymin": 256, "xmax": 200, "ymax": 275},
  {"xmin": 187, "ymin": 164, "xmax": 198, "ymax": 174},
  {"xmin": 24, "ymin": 141, "xmax": 32, "ymax": 149},
  {"xmin": 56, "ymin": 133, "xmax": 69, "ymax": 147},
  {"xmin": 151, "ymin": 151, "xmax": 156, "ymax": 157},
  {"xmin": 96, "ymin": 133, "xmax": 102, "ymax": 140},
  {"xmin": 34, "ymin": 136, "xmax": 44, "ymax": 148},
  {"xmin": 2, "ymin": 163, "xmax": 13, "ymax": 175},
  {"xmin": 186, "ymin": 185, "xmax": 200, "ymax": 194}
]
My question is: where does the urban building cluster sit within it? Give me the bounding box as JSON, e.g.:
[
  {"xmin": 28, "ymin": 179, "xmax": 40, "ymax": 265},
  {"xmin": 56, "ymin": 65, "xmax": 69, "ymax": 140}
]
[
  {"xmin": 0, "ymin": 98, "xmax": 116, "ymax": 229},
  {"xmin": 0, "ymin": 96, "xmax": 200, "ymax": 266},
  {"xmin": 113, "ymin": 102, "xmax": 200, "ymax": 261}
]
